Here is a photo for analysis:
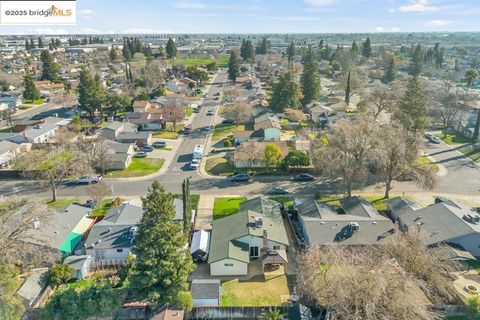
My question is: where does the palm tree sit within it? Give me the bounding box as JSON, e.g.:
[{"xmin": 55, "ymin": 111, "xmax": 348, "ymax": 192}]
[{"xmin": 465, "ymin": 69, "xmax": 478, "ymax": 92}]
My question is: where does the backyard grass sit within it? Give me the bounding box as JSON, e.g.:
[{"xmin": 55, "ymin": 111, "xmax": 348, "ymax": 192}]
[
  {"xmin": 106, "ymin": 158, "xmax": 164, "ymax": 178},
  {"xmin": 213, "ymin": 197, "xmax": 247, "ymax": 220},
  {"xmin": 91, "ymin": 198, "xmax": 125, "ymax": 217},
  {"xmin": 205, "ymin": 156, "xmax": 235, "ymax": 176},
  {"xmin": 270, "ymin": 196, "xmax": 294, "ymax": 210},
  {"xmin": 221, "ymin": 275, "xmax": 291, "ymax": 307},
  {"xmin": 460, "ymin": 145, "xmax": 480, "ymax": 163},
  {"xmin": 417, "ymin": 156, "xmax": 440, "ymax": 173},
  {"xmin": 315, "ymin": 194, "xmax": 410, "ymax": 211},
  {"xmin": 435, "ymin": 133, "xmax": 471, "ymax": 145},
  {"xmin": 212, "ymin": 123, "xmax": 245, "ymax": 142},
  {"xmin": 46, "ymin": 198, "xmax": 79, "ymax": 210}
]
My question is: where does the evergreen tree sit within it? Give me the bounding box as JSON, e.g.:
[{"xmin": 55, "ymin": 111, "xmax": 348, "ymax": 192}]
[
  {"xmin": 398, "ymin": 77, "xmax": 427, "ymax": 132},
  {"xmin": 109, "ymin": 48, "xmax": 118, "ymax": 61},
  {"xmin": 227, "ymin": 51, "xmax": 240, "ymax": 82},
  {"xmin": 345, "ymin": 69, "xmax": 351, "ymax": 105},
  {"xmin": 382, "ymin": 58, "xmax": 395, "ymax": 84},
  {"xmin": 257, "ymin": 37, "xmax": 269, "ymax": 55},
  {"xmin": 351, "ymin": 40, "xmax": 359, "ymax": 53},
  {"xmin": 40, "ymin": 50, "xmax": 59, "ymax": 82},
  {"xmin": 319, "ymin": 39, "xmax": 324, "ymax": 50},
  {"xmin": 240, "ymin": 39, "xmax": 246, "ymax": 60},
  {"xmin": 127, "ymin": 182, "xmax": 195, "ymax": 307},
  {"xmin": 269, "ymin": 72, "xmax": 301, "ymax": 112},
  {"xmin": 287, "ymin": 41, "xmax": 296, "ymax": 68},
  {"xmin": 24, "ymin": 39, "xmax": 30, "ymax": 51},
  {"xmin": 362, "ymin": 37, "xmax": 372, "ymax": 58},
  {"xmin": 37, "ymin": 37, "xmax": 44, "ymax": 48},
  {"xmin": 23, "ymin": 73, "xmax": 40, "ymax": 102},
  {"xmin": 166, "ymin": 38, "xmax": 177, "ymax": 59},
  {"xmin": 122, "ymin": 43, "xmax": 132, "ymax": 61},
  {"xmin": 78, "ymin": 69, "xmax": 105, "ymax": 122},
  {"xmin": 301, "ymin": 47, "xmax": 321, "ymax": 106},
  {"xmin": 182, "ymin": 178, "xmax": 192, "ymax": 233},
  {"xmin": 29, "ymin": 38, "xmax": 35, "ymax": 49},
  {"xmin": 410, "ymin": 44, "xmax": 423, "ymax": 76}
]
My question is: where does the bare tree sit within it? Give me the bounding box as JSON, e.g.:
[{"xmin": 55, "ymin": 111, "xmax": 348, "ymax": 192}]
[
  {"xmin": 431, "ymin": 88, "xmax": 465, "ymax": 138},
  {"xmin": 86, "ymin": 180, "xmax": 112, "ymax": 205},
  {"xmin": 311, "ymin": 115, "xmax": 377, "ymax": 196},
  {"xmin": 365, "ymin": 82, "xmax": 398, "ymax": 119},
  {"xmin": 224, "ymin": 102, "xmax": 255, "ymax": 126},
  {"xmin": 338, "ymin": 67, "xmax": 367, "ymax": 104},
  {"xmin": 92, "ymin": 139, "xmax": 113, "ymax": 175},
  {"xmin": 142, "ymin": 60, "xmax": 165, "ymax": 92},
  {"xmin": 237, "ymin": 141, "xmax": 262, "ymax": 170},
  {"xmin": 0, "ymin": 197, "xmax": 58, "ymax": 268},
  {"xmin": 375, "ymin": 124, "xmax": 435, "ymax": 198},
  {"xmin": 284, "ymin": 108, "xmax": 306, "ymax": 122},
  {"xmin": 296, "ymin": 232, "xmax": 457, "ymax": 320}
]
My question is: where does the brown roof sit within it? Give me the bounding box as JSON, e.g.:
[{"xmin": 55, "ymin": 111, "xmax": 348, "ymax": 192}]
[
  {"xmin": 233, "ymin": 130, "xmax": 253, "ymax": 138},
  {"xmin": 132, "ymin": 100, "xmax": 150, "ymax": 108},
  {"xmin": 233, "ymin": 141, "xmax": 288, "ymax": 162},
  {"xmin": 125, "ymin": 112, "xmax": 163, "ymax": 125},
  {"xmin": 150, "ymin": 308, "xmax": 184, "ymax": 320}
]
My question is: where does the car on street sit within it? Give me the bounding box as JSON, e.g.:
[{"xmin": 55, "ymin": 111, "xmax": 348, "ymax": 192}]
[
  {"xmin": 229, "ymin": 173, "xmax": 252, "ymax": 182},
  {"xmin": 270, "ymin": 186, "xmax": 290, "ymax": 195},
  {"xmin": 207, "ymin": 109, "xmax": 215, "ymax": 116},
  {"xmin": 424, "ymin": 133, "xmax": 434, "ymax": 139},
  {"xmin": 214, "ymin": 92, "xmax": 221, "ymax": 96},
  {"xmin": 429, "ymin": 136, "xmax": 441, "ymax": 144},
  {"xmin": 190, "ymin": 159, "xmax": 200, "ymax": 170},
  {"xmin": 75, "ymin": 175, "xmax": 102, "ymax": 184},
  {"xmin": 152, "ymin": 141, "xmax": 166, "ymax": 148},
  {"xmin": 134, "ymin": 151, "xmax": 147, "ymax": 158},
  {"xmin": 293, "ymin": 173, "xmax": 315, "ymax": 181},
  {"xmin": 203, "ymin": 93, "xmax": 208, "ymax": 98},
  {"xmin": 204, "ymin": 125, "xmax": 212, "ymax": 131},
  {"xmin": 141, "ymin": 146, "xmax": 154, "ymax": 152}
]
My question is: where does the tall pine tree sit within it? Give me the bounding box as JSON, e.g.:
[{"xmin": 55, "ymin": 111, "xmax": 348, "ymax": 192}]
[
  {"xmin": 362, "ymin": 37, "xmax": 372, "ymax": 58},
  {"xmin": 269, "ymin": 72, "xmax": 301, "ymax": 112},
  {"xmin": 227, "ymin": 51, "xmax": 240, "ymax": 82},
  {"xmin": 398, "ymin": 76, "xmax": 427, "ymax": 132},
  {"xmin": 40, "ymin": 51, "xmax": 59, "ymax": 82},
  {"xmin": 23, "ymin": 73, "xmax": 40, "ymax": 102},
  {"xmin": 127, "ymin": 182, "xmax": 195, "ymax": 308},
  {"xmin": 166, "ymin": 38, "xmax": 177, "ymax": 59},
  {"xmin": 301, "ymin": 47, "xmax": 320, "ymax": 106},
  {"xmin": 287, "ymin": 41, "xmax": 296, "ymax": 68},
  {"xmin": 182, "ymin": 178, "xmax": 192, "ymax": 233},
  {"xmin": 345, "ymin": 69, "xmax": 351, "ymax": 105},
  {"xmin": 382, "ymin": 58, "xmax": 395, "ymax": 84},
  {"xmin": 410, "ymin": 44, "xmax": 423, "ymax": 76}
]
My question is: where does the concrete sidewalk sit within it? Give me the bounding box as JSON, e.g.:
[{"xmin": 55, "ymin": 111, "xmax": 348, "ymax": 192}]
[{"xmin": 194, "ymin": 195, "xmax": 215, "ymax": 230}]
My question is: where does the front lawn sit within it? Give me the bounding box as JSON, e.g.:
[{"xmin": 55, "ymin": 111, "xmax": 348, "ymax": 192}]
[
  {"xmin": 212, "ymin": 124, "xmax": 245, "ymax": 142},
  {"xmin": 153, "ymin": 131, "xmax": 178, "ymax": 139},
  {"xmin": 460, "ymin": 145, "xmax": 480, "ymax": 163},
  {"xmin": 213, "ymin": 197, "xmax": 247, "ymax": 220},
  {"xmin": 417, "ymin": 156, "xmax": 440, "ymax": 173},
  {"xmin": 106, "ymin": 158, "xmax": 164, "ymax": 178},
  {"xmin": 221, "ymin": 275, "xmax": 291, "ymax": 306},
  {"xmin": 205, "ymin": 156, "xmax": 235, "ymax": 176},
  {"xmin": 434, "ymin": 133, "xmax": 470, "ymax": 145},
  {"xmin": 270, "ymin": 196, "xmax": 294, "ymax": 210},
  {"xmin": 46, "ymin": 198, "xmax": 79, "ymax": 210},
  {"xmin": 24, "ymin": 98, "xmax": 44, "ymax": 105}
]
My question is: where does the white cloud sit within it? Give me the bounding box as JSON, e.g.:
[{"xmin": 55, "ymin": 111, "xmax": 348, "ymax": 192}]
[
  {"xmin": 122, "ymin": 28, "xmax": 173, "ymax": 34},
  {"xmin": 375, "ymin": 26, "xmax": 385, "ymax": 32},
  {"xmin": 78, "ymin": 9, "xmax": 94, "ymax": 21},
  {"xmin": 391, "ymin": 27, "xmax": 401, "ymax": 32},
  {"xmin": 392, "ymin": 0, "xmax": 438, "ymax": 13},
  {"xmin": 303, "ymin": 0, "xmax": 336, "ymax": 6},
  {"xmin": 27, "ymin": 28, "xmax": 68, "ymax": 35},
  {"xmin": 75, "ymin": 28, "xmax": 102, "ymax": 34},
  {"xmin": 425, "ymin": 19, "xmax": 452, "ymax": 27}
]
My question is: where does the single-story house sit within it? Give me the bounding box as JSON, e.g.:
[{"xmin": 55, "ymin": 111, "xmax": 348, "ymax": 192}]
[
  {"xmin": 191, "ymin": 279, "xmax": 220, "ymax": 307},
  {"xmin": 83, "ymin": 203, "xmax": 143, "ymax": 263},
  {"xmin": 0, "ymin": 93, "xmax": 22, "ymax": 111},
  {"xmin": 0, "ymin": 140, "xmax": 22, "ymax": 167},
  {"xmin": 125, "ymin": 112, "xmax": 164, "ymax": 131},
  {"xmin": 104, "ymin": 139, "xmax": 134, "ymax": 170},
  {"xmin": 254, "ymin": 113, "xmax": 282, "ymax": 131},
  {"xmin": 64, "ymin": 255, "xmax": 93, "ymax": 280},
  {"xmin": 116, "ymin": 131, "xmax": 152, "ymax": 145},
  {"xmin": 23, "ymin": 204, "xmax": 94, "ymax": 256},
  {"xmin": 233, "ymin": 141, "xmax": 288, "ymax": 168},
  {"xmin": 132, "ymin": 100, "xmax": 153, "ymax": 113},
  {"xmin": 208, "ymin": 197, "xmax": 289, "ymax": 276},
  {"xmin": 21, "ymin": 123, "xmax": 59, "ymax": 144},
  {"xmin": 100, "ymin": 121, "xmax": 138, "ymax": 141},
  {"xmin": 306, "ymin": 101, "xmax": 334, "ymax": 126},
  {"xmin": 386, "ymin": 197, "xmax": 480, "ymax": 257},
  {"xmin": 296, "ymin": 196, "xmax": 395, "ymax": 246}
]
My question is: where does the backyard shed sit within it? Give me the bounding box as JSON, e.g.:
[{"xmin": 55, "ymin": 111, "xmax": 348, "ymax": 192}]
[
  {"xmin": 191, "ymin": 279, "xmax": 221, "ymax": 307},
  {"xmin": 190, "ymin": 229, "xmax": 210, "ymax": 262},
  {"xmin": 64, "ymin": 255, "xmax": 93, "ymax": 280}
]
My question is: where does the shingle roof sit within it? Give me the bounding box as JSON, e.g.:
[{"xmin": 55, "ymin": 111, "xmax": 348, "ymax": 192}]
[
  {"xmin": 340, "ymin": 196, "xmax": 382, "ymax": 218},
  {"xmin": 191, "ymin": 279, "xmax": 220, "ymax": 300},
  {"xmin": 116, "ymin": 131, "xmax": 151, "ymax": 140},
  {"xmin": 0, "ymin": 140, "xmax": 19, "ymax": 154},
  {"xmin": 23, "ymin": 123, "xmax": 58, "ymax": 140}
]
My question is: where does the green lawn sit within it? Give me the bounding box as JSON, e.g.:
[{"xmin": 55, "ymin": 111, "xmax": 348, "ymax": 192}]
[
  {"xmin": 212, "ymin": 124, "xmax": 245, "ymax": 142},
  {"xmin": 221, "ymin": 275, "xmax": 291, "ymax": 306},
  {"xmin": 153, "ymin": 131, "xmax": 178, "ymax": 139},
  {"xmin": 46, "ymin": 198, "xmax": 79, "ymax": 210},
  {"xmin": 435, "ymin": 133, "xmax": 471, "ymax": 145},
  {"xmin": 205, "ymin": 156, "xmax": 235, "ymax": 176},
  {"xmin": 417, "ymin": 156, "xmax": 440, "ymax": 173},
  {"xmin": 186, "ymin": 107, "xmax": 193, "ymax": 117},
  {"xmin": 106, "ymin": 158, "xmax": 164, "ymax": 178},
  {"xmin": 168, "ymin": 53, "xmax": 229, "ymax": 68},
  {"xmin": 18, "ymin": 105, "xmax": 33, "ymax": 110},
  {"xmin": 270, "ymin": 196, "xmax": 294, "ymax": 210},
  {"xmin": 24, "ymin": 98, "xmax": 44, "ymax": 105},
  {"xmin": 91, "ymin": 198, "xmax": 124, "ymax": 217},
  {"xmin": 315, "ymin": 194, "xmax": 409, "ymax": 211},
  {"xmin": 460, "ymin": 146, "xmax": 480, "ymax": 163},
  {"xmin": 213, "ymin": 197, "xmax": 247, "ymax": 220}
]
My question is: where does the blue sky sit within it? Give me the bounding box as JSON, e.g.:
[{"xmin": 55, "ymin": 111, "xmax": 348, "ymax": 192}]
[{"xmin": 1, "ymin": 0, "xmax": 479, "ymax": 34}]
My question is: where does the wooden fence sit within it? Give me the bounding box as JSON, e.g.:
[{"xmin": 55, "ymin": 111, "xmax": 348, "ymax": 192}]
[{"xmin": 187, "ymin": 306, "xmax": 284, "ymax": 319}]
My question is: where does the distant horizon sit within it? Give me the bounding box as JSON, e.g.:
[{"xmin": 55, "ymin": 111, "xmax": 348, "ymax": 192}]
[{"xmin": 0, "ymin": 0, "xmax": 479, "ymax": 35}]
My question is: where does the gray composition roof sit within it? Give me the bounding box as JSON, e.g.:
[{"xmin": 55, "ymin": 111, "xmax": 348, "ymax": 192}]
[
  {"xmin": 191, "ymin": 279, "xmax": 220, "ymax": 300},
  {"xmin": 116, "ymin": 131, "xmax": 151, "ymax": 140},
  {"xmin": 104, "ymin": 139, "xmax": 132, "ymax": 154},
  {"xmin": 340, "ymin": 196, "xmax": 381, "ymax": 218},
  {"xmin": 23, "ymin": 123, "xmax": 58, "ymax": 139},
  {"xmin": 0, "ymin": 132, "xmax": 20, "ymax": 141},
  {"xmin": 172, "ymin": 198, "xmax": 184, "ymax": 222},
  {"xmin": 0, "ymin": 140, "xmax": 19, "ymax": 154},
  {"xmin": 84, "ymin": 203, "xmax": 143, "ymax": 250},
  {"xmin": 16, "ymin": 269, "xmax": 48, "ymax": 307},
  {"xmin": 64, "ymin": 255, "xmax": 91, "ymax": 270}
]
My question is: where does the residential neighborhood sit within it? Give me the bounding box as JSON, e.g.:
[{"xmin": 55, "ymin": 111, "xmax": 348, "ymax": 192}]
[{"xmin": 1, "ymin": 1, "xmax": 480, "ymax": 320}]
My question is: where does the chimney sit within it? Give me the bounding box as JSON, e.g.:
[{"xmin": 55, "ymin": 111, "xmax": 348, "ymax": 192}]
[{"xmin": 263, "ymin": 230, "xmax": 269, "ymax": 251}]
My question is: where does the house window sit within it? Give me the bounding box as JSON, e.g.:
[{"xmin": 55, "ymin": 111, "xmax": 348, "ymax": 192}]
[
  {"xmin": 224, "ymin": 263, "xmax": 234, "ymax": 267},
  {"xmin": 250, "ymin": 246, "xmax": 259, "ymax": 258},
  {"xmin": 273, "ymin": 246, "xmax": 280, "ymax": 250},
  {"xmin": 116, "ymin": 249, "xmax": 123, "ymax": 253}
]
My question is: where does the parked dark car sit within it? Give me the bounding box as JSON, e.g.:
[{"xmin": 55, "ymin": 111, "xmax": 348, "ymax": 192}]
[
  {"xmin": 293, "ymin": 173, "xmax": 315, "ymax": 181},
  {"xmin": 229, "ymin": 173, "xmax": 251, "ymax": 182},
  {"xmin": 134, "ymin": 152, "xmax": 148, "ymax": 158},
  {"xmin": 222, "ymin": 119, "xmax": 235, "ymax": 124},
  {"xmin": 270, "ymin": 186, "xmax": 290, "ymax": 195},
  {"xmin": 142, "ymin": 146, "xmax": 154, "ymax": 152},
  {"xmin": 152, "ymin": 141, "xmax": 166, "ymax": 148}
]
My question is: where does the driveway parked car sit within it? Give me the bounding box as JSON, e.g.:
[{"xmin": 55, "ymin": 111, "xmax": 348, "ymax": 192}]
[
  {"xmin": 152, "ymin": 141, "xmax": 166, "ymax": 148},
  {"xmin": 229, "ymin": 173, "xmax": 251, "ymax": 182},
  {"xmin": 134, "ymin": 152, "xmax": 147, "ymax": 158},
  {"xmin": 142, "ymin": 146, "xmax": 154, "ymax": 152},
  {"xmin": 429, "ymin": 136, "xmax": 441, "ymax": 144},
  {"xmin": 207, "ymin": 110, "xmax": 215, "ymax": 116},
  {"xmin": 270, "ymin": 186, "xmax": 290, "ymax": 194},
  {"xmin": 293, "ymin": 173, "xmax": 315, "ymax": 181},
  {"xmin": 204, "ymin": 125, "xmax": 212, "ymax": 131},
  {"xmin": 190, "ymin": 159, "xmax": 200, "ymax": 170},
  {"xmin": 75, "ymin": 175, "xmax": 102, "ymax": 184}
]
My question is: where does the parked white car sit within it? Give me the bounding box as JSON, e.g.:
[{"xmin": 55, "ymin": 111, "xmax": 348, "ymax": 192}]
[{"xmin": 75, "ymin": 175, "xmax": 102, "ymax": 184}]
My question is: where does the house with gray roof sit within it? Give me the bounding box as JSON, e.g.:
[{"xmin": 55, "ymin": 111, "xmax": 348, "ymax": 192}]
[
  {"xmin": 83, "ymin": 203, "xmax": 143, "ymax": 263},
  {"xmin": 104, "ymin": 139, "xmax": 134, "ymax": 170},
  {"xmin": 386, "ymin": 197, "xmax": 480, "ymax": 257},
  {"xmin": 0, "ymin": 140, "xmax": 21, "ymax": 167},
  {"xmin": 296, "ymin": 197, "xmax": 395, "ymax": 246},
  {"xmin": 208, "ymin": 197, "xmax": 289, "ymax": 276},
  {"xmin": 100, "ymin": 121, "xmax": 152, "ymax": 145},
  {"xmin": 21, "ymin": 123, "xmax": 59, "ymax": 143}
]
